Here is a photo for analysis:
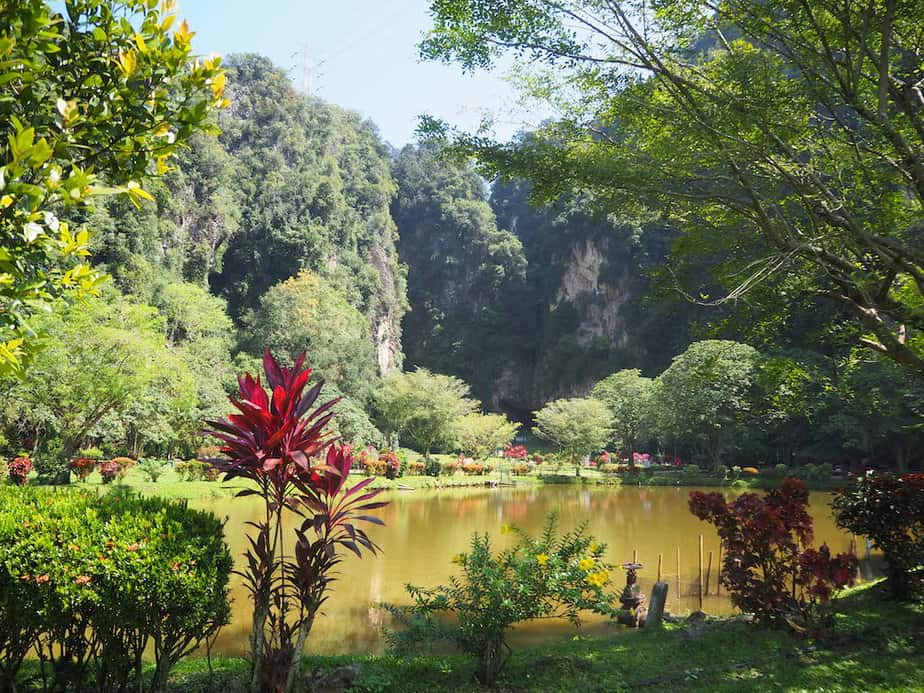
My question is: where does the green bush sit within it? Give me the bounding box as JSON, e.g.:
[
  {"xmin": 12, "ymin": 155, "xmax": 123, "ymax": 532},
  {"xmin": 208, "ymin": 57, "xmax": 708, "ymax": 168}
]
[
  {"xmin": 175, "ymin": 459, "xmax": 220, "ymax": 481},
  {"xmin": 683, "ymin": 464, "xmax": 701, "ymax": 476},
  {"xmin": 138, "ymin": 458, "xmax": 167, "ymax": 483},
  {"xmin": 0, "ymin": 486, "xmax": 231, "ymax": 692},
  {"xmin": 424, "ymin": 458, "xmax": 442, "ymax": 477},
  {"xmin": 386, "ymin": 516, "xmax": 618, "ymax": 685},
  {"xmin": 773, "ymin": 463, "xmax": 791, "ymax": 478}
]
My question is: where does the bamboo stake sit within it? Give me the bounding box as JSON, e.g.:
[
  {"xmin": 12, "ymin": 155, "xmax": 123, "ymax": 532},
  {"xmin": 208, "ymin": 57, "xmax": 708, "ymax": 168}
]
[
  {"xmin": 716, "ymin": 542, "xmax": 722, "ymax": 597},
  {"xmin": 633, "ymin": 548, "xmax": 638, "ymax": 564},
  {"xmin": 657, "ymin": 552, "xmax": 663, "ymax": 582},
  {"xmin": 676, "ymin": 546, "xmax": 681, "ymax": 599},
  {"xmin": 705, "ymin": 550, "xmax": 713, "ymax": 597},
  {"xmin": 698, "ymin": 534, "xmax": 704, "ymax": 610}
]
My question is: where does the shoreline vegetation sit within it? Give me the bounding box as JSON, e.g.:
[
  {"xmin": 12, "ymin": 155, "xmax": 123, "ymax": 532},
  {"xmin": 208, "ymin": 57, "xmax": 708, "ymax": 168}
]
[
  {"xmin": 52, "ymin": 463, "xmax": 851, "ymax": 501},
  {"xmin": 14, "ymin": 580, "xmax": 915, "ymax": 692}
]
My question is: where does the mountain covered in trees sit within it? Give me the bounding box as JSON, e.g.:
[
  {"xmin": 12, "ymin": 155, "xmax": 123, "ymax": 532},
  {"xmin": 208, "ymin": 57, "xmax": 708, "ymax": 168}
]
[{"xmin": 3, "ymin": 49, "xmax": 919, "ymax": 474}]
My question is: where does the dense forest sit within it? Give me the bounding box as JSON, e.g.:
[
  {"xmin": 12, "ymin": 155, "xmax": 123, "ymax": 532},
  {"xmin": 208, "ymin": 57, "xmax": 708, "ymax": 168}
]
[{"xmin": 1, "ymin": 52, "xmax": 921, "ymax": 474}]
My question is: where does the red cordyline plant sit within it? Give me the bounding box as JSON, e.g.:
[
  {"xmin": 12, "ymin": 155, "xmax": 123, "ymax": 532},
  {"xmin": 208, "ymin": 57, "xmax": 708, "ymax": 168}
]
[
  {"xmin": 689, "ymin": 478, "xmax": 857, "ymax": 632},
  {"xmin": 204, "ymin": 351, "xmax": 387, "ymax": 693}
]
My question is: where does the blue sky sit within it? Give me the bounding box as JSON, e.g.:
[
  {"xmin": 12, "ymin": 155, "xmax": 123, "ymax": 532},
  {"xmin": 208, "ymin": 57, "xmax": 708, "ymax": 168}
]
[{"xmin": 177, "ymin": 0, "xmax": 546, "ymax": 147}]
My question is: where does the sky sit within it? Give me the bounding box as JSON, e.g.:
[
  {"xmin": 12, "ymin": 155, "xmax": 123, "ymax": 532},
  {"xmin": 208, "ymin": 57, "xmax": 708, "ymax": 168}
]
[{"xmin": 177, "ymin": 0, "xmax": 549, "ymax": 147}]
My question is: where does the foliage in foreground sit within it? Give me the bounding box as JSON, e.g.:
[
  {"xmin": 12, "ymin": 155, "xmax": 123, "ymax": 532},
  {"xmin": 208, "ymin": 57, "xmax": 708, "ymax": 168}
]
[
  {"xmin": 0, "ymin": 486, "xmax": 231, "ymax": 693},
  {"xmin": 0, "ymin": 0, "xmax": 226, "ymax": 373},
  {"xmin": 690, "ymin": 479, "xmax": 857, "ymax": 631},
  {"xmin": 205, "ymin": 351, "xmax": 387, "ymax": 693},
  {"xmin": 386, "ymin": 516, "xmax": 618, "ymax": 685},
  {"xmin": 833, "ymin": 472, "xmax": 924, "ymax": 600}
]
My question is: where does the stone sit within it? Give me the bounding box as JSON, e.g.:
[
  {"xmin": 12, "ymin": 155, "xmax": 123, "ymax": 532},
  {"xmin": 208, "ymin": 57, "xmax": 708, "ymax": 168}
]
[
  {"xmin": 645, "ymin": 581, "xmax": 669, "ymax": 628},
  {"xmin": 312, "ymin": 663, "xmax": 363, "ymax": 693}
]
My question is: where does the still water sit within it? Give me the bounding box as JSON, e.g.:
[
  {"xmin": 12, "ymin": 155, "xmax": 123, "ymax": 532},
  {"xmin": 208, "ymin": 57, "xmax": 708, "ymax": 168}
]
[{"xmin": 192, "ymin": 484, "xmax": 876, "ymax": 656}]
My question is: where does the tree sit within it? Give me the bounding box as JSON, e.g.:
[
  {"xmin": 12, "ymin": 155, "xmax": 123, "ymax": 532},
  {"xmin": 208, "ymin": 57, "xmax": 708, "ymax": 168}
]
[
  {"xmin": 420, "ymin": 0, "xmax": 924, "ymax": 377},
  {"xmin": 533, "ymin": 398, "xmax": 611, "ymax": 476},
  {"xmin": 653, "ymin": 341, "xmax": 759, "ymax": 468},
  {"xmin": 375, "ymin": 369, "xmax": 478, "ymax": 457},
  {"xmin": 452, "ymin": 413, "xmax": 519, "ymax": 461},
  {"xmin": 591, "ymin": 369, "xmax": 655, "ymax": 464},
  {"xmin": 246, "ymin": 270, "xmax": 379, "ymax": 405},
  {"xmin": 2, "ymin": 291, "xmax": 196, "ymax": 479},
  {"xmin": 0, "ymin": 0, "xmax": 226, "ymax": 372}
]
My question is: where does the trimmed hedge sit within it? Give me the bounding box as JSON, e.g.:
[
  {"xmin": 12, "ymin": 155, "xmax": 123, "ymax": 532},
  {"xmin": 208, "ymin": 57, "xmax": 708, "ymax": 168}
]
[{"xmin": 0, "ymin": 486, "xmax": 231, "ymax": 693}]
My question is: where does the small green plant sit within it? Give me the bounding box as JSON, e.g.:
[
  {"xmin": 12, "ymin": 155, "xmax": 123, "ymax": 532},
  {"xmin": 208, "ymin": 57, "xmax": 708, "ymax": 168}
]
[
  {"xmin": 386, "ymin": 515, "xmax": 618, "ymax": 685},
  {"xmin": 683, "ymin": 464, "xmax": 701, "ymax": 476},
  {"xmin": 138, "ymin": 458, "xmax": 166, "ymax": 482},
  {"xmin": 424, "ymin": 458, "xmax": 442, "ymax": 477}
]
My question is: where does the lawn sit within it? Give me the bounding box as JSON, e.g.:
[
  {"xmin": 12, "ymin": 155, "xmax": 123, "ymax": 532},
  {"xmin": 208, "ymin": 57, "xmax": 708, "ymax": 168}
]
[{"xmin": 160, "ymin": 580, "xmax": 923, "ymax": 692}]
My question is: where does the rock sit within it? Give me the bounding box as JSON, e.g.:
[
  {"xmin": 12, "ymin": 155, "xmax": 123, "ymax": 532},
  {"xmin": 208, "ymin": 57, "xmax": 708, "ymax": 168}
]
[
  {"xmin": 644, "ymin": 582, "xmax": 669, "ymax": 628},
  {"xmin": 312, "ymin": 662, "xmax": 363, "ymax": 693}
]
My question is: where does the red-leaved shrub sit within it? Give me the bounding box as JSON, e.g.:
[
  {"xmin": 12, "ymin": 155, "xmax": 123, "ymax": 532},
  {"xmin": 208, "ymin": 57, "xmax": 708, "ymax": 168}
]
[
  {"xmin": 8, "ymin": 457, "xmax": 32, "ymax": 485},
  {"xmin": 690, "ymin": 478, "xmax": 857, "ymax": 629},
  {"xmin": 99, "ymin": 460, "xmax": 122, "ymax": 484},
  {"xmin": 69, "ymin": 457, "xmax": 96, "ymax": 481}
]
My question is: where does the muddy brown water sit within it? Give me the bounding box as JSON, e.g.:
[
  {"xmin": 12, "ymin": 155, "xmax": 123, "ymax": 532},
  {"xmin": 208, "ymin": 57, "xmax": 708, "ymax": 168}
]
[{"xmin": 192, "ymin": 483, "xmax": 878, "ymax": 656}]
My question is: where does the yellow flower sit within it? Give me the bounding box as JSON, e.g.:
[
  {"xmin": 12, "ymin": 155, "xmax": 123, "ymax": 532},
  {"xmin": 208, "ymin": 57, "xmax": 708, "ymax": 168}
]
[
  {"xmin": 451, "ymin": 553, "xmax": 466, "ymax": 565},
  {"xmin": 584, "ymin": 570, "xmax": 609, "ymax": 588},
  {"xmin": 578, "ymin": 557, "xmax": 595, "ymax": 571},
  {"xmin": 536, "ymin": 553, "xmax": 549, "ymax": 566},
  {"xmin": 589, "ymin": 542, "xmax": 599, "ymax": 554},
  {"xmin": 500, "ymin": 523, "xmax": 512, "ymax": 535}
]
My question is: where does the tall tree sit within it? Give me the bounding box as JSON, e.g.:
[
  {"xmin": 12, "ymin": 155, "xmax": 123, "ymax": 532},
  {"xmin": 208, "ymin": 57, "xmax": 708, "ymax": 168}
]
[
  {"xmin": 591, "ymin": 369, "xmax": 655, "ymax": 464},
  {"xmin": 533, "ymin": 397, "xmax": 612, "ymax": 476},
  {"xmin": 375, "ymin": 369, "xmax": 478, "ymax": 457},
  {"xmin": 653, "ymin": 340, "xmax": 759, "ymax": 467},
  {"xmin": 421, "ymin": 0, "xmax": 924, "ymax": 376}
]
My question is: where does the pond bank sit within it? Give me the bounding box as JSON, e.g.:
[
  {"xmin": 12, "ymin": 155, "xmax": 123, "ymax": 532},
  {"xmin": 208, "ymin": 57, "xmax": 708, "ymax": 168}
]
[{"xmin": 159, "ymin": 581, "xmax": 921, "ymax": 692}]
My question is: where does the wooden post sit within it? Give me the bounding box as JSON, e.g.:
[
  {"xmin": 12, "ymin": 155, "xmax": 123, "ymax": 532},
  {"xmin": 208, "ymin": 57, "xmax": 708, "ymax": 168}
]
[
  {"xmin": 716, "ymin": 542, "xmax": 722, "ymax": 596},
  {"xmin": 705, "ymin": 550, "xmax": 713, "ymax": 597},
  {"xmin": 675, "ymin": 546, "xmax": 681, "ymax": 601},
  {"xmin": 698, "ymin": 534, "xmax": 704, "ymax": 611},
  {"xmin": 633, "ymin": 548, "xmax": 638, "ymax": 564},
  {"xmin": 657, "ymin": 552, "xmax": 663, "ymax": 582}
]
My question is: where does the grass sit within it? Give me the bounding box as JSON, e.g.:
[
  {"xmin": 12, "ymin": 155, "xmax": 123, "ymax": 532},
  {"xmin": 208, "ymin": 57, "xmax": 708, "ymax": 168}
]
[
  {"xmin": 159, "ymin": 580, "xmax": 922, "ymax": 692},
  {"xmin": 60, "ymin": 462, "xmax": 846, "ymax": 502}
]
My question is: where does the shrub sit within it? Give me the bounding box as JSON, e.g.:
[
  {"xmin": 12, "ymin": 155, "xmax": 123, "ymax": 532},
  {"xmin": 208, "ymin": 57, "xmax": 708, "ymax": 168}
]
[
  {"xmin": 204, "ymin": 351, "xmax": 387, "ymax": 692},
  {"xmin": 386, "ymin": 516, "xmax": 618, "ymax": 685},
  {"xmin": 0, "ymin": 486, "xmax": 231, "ymax": 692},
  {"xmin": 380, "ymin": 450, "xmax": 401, "ymax": 479},
  {"xmin": 138, "ymin": 459, "xmax": 166, "ymax": 483},
  {"xmin": 99, "ymin": 460, "xmax": 122, "ymax": 484},
  {"xmin": 512, "ymin": 463, "xmax": 530, "ymax": 476},
  {"xmin": 175, "ymin": 459, "xmax": 219, "ymax": 481},
  {"xmin": 425, "ymin": 458, "xmax": 442, "ymax": 477},
  {"xmin": 0, "ymin": 459, "xmax": 7, "ymax": 484},
  {"xmin": 690, "ymin": 479, "xmax": 857, "ymax": 629},
  {"xmin": 440, "ymin": 460, "xmax": 457, "ymax": 475},
  {"xmin": 407, "ymin": 461, "xmax": 426, "ymax": 476},
  {"xmin": 503, "ymin": 444, "xmax": 528, "ymax": 460},
  {"xmin": 108, "ymin": 457, "xmax": 136, "ymax": 480},
  {"xmin": 8, "ymin": 457, "xmax": 33, "ymax": 485},
  {"xmin": 77, "ymin": 447, "xmax": 105, "ymax": 461},
  {"xmin": 600, "ymin": 463, "xmax": 621, "ymax": 474},
  {"xmin": 773, "ymin": 463, "xmax": 791, "ymax": 478},
  {"xmin": 832, "ymin": 472, "xmax": 924, "ymax": 600},
  {"xmin": 741, "ymin": 466, "xmax": 759, "ymax": 475},
  {"xmin": 69, "ymin": 457, "xmax": 97, "ymax": 481},
  {"xmin": 682, "ymin": 464, "xmax": 701, "ymax": 476}
]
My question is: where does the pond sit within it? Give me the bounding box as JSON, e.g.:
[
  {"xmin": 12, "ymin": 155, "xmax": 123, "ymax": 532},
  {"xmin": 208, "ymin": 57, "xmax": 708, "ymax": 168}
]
[{"xmin": 192, "ymin": 483, "xmax": 879, "ymax": 656}]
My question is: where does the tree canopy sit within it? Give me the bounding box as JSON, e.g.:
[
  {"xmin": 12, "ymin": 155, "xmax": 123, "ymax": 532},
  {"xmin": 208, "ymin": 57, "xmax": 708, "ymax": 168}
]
[
  {"xmin": 0, "ymin": 0, "xmax": 226, "ymax": 373},
  {"xmin": 421, "ymin": 0, "xmax": 924, "ymax": 377}
]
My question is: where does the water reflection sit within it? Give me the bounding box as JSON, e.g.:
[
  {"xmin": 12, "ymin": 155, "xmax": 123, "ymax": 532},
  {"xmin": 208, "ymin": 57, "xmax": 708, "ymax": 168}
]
[{"xmin": 192, "ymin": 484, "xmax": 874, "ymax": 656}]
